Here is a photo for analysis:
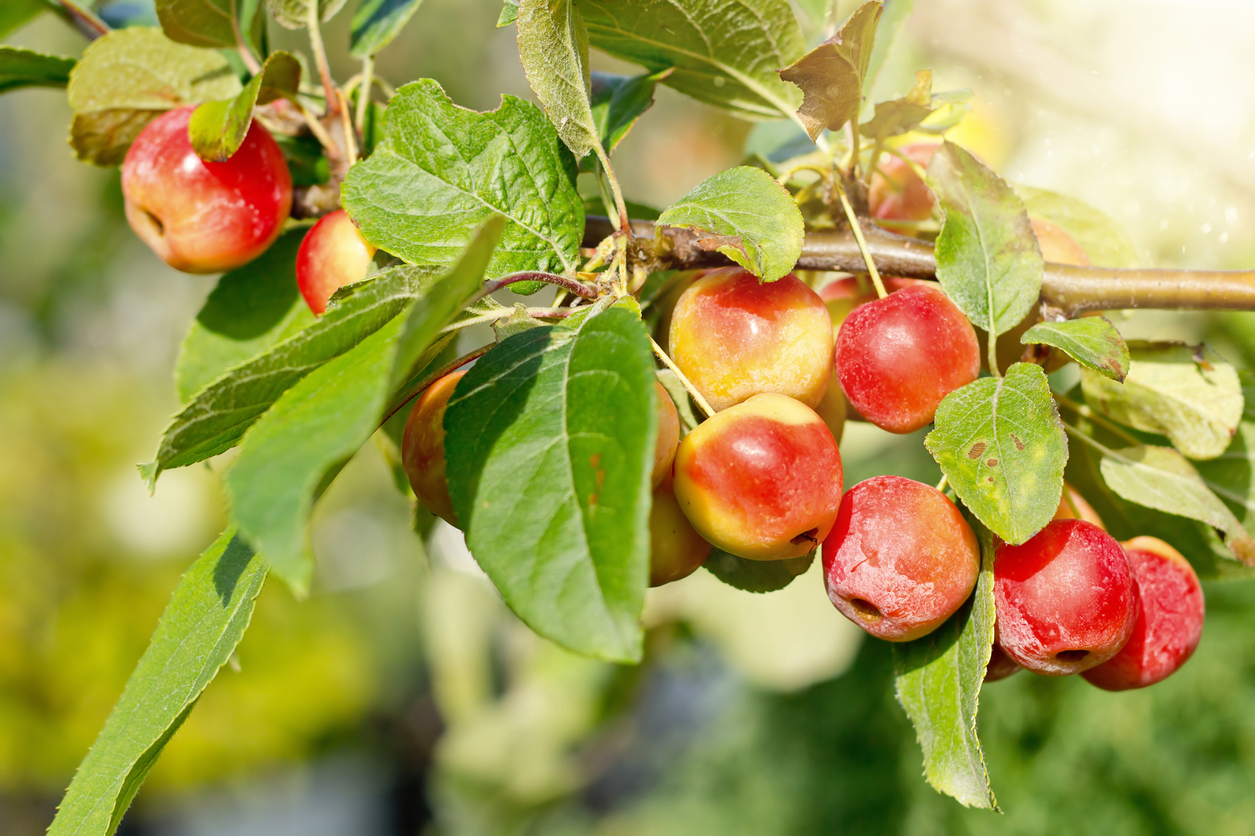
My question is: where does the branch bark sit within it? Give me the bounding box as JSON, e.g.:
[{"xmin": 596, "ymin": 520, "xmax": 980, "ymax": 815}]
[{"xmin": 584, "ymin": 216, "xmax": 1255, "ymax": 316}]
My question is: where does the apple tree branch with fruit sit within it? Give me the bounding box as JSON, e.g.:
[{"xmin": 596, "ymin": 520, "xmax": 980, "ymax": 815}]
[{"xmin": 3, "ymin": 0, "xmax": 1250, "ymax": 828}]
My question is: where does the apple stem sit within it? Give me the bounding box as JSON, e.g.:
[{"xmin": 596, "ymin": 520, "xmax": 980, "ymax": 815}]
[
  {"xmin": 649, "ymin": 336, "xmax": 716, "ymax": 420},
  {"xmin": 54, "ymin": 0, "xmax": 109, "ymax": 40},
  {"xmin": 834, "ymin": 182, "xmax": 888, "ymax": 298},
  {"xmin": 935, "ymin": 474, "xmax": 948, "ymax": 493},
  {"xmin": 306, "ymin": 1, "xmax": 339, "ymax": 120},
  {"xmin": 476, "ymin": 272, "xmax": 598, "ymax": 301},
  {"xmin": 380, "ymin": 344, "xmax": 494, "ymax": 426},
  {"xmin": 229, "ymin": 0, "xmax": 262, "ymax": 75},
  {"xmin": 355, "ymin": 55, "xmax": 374, "ymax": 137}
]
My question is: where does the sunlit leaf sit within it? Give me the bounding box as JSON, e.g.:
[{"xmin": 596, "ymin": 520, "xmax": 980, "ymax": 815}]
[
  {"xmin": 265, "ymin": 0, "xmax": 347, "ymax": 28},
  {"xmin": 1017, "ymin": 186, "xmax": 1138, "ymax": 269},
  {"xmin": 516, "ymin": 0, "xmax": 597, "ymax": 158},
  {"xmin": 778, "ymin": 0, "xmax": 881, "ymax": 139},
  {"xmin": 498, "ymin": 0, "xmax": 519, "ymax": 26},
  {"xmin": 1021, "ymin": 317, "xmax": 1130, "ymax": 382},
  {"xmin": 860, "ymin": 69, "xmax": 932, "ymax": 145},
  {"xmin": 189, "ymin": 51, "xmax": 300, "ymax": 161}
]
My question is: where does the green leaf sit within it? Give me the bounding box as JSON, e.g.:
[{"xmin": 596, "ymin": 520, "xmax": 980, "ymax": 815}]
[
  {"xmin": 48, "ymin": 529, "xmax": 267, "ymax": 836},
  {"xmin": 703, "ymin": 548, "xmax": 814, "ymax": 593},
  {"xmin": 863, "ymin": 0, "xmax": 914, "ymax": 97},
  {"xmin": 444, "ymin": 308, "xmax": 657, "ymax": 662},
  {"xmin": 893, "ymin": 518, "xmax": 997, "ymax": 810},
  {"xmin": 143, "ymin": 263, "xmax": 442, "ymax": 486},
  {"xmin": 154, "ymin": 0, "xmax": 235, "ymax": 47},
  {"xmin": 1016, "ymin": 186, "xmax": 1138, "ymax": 269},
  {"xmin": 1081, "ymin": 341, "xmax": 1242, "ymax": 461},
  {"xmin": 226, "ymin": 218, "xmax": 505, "ymax": 589},
  {"xmin": 778, "ymin": 1, "xmax": 882, "ymax": 140},
  {"xmin": 589, "ymin": 69, "xmax": 668, "ymax": 155},
  {"xmin": 266, "ymin": 0, "xmax": 347, "ymax": 28},
  {"xmin": 927, "ymin": 140, "xmax": 1043, "ymax": 340},
  {"xmin": 497, "ymin": 0, "xmax": 519, "ymax": 26},
  {"xmin": 655, "ymin": 368, "xmax": 699, "ymax": 436},
  {"xmin": 0, "ymin": 46, "xmax": 75, "ymax": 94},
  {"xmin": 1021, "ymin": 316, "xmax": 1130, "ymax": 382},
  {"xmin": 516, "ymin": 0, "xmax": 597, "ymax": 159},
  {"xmin": 860, "ymin": 69, "xmax": 933, "ymax": 145},
  {"xmin": 350, "ymin": 0, "xmax": 425, "ymax": 57},
  {"xmin": 925, "ymin": 362, "xmax": 1067, "ymax": 545},
  {"xmin": 0, "ymin": 0, "xmax": 47, "ymax": 40},
  {"xmin": 189, "ymin": 51, "xmax": 300, "ymax": 161},
  {"xmin": 575, "ymin": 0, "xmax": 805, "ymax": 121},
  {"xmin": 66, "ymin": 27, "xmax": 241, "ymax": 166},
  {"xmin": 175, "ymin": 230, "xmax": 314, "ymax": 402},
  {"xmin": 1096, "ymin": 443, "xmax": 1255, "ymax": 565},
  {"xmin": 342, "ymin": 79, "xmax": 583, "ymax": 288},
  {"xmin": 657, "ymin": 166, "xmax": 804, "ymax": 282}
]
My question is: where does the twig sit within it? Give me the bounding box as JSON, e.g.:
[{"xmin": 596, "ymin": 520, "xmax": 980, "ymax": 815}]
[
  {"xmin": 355, "ymin": 55, "xmax": 374, "ymax": 136},
  {"xmin": 833, "ymin": 183, "xmax": 887, "ymax": 299},
  {"xmin": 1054, "ymin": 392, "xmax": 1141, "ymax": 446},
  {"xmin": 439, "ymin": 307, "xmax": 573, "ymax": 335},
  {"xmin": 381, "ymin": 345, "xmax": 493, "ymax": 426},
  {"xmin": 230, "ymin": 0, "xmax": 262, "ymax": 75},
  {"xmin": 474, "ymin": 272, "xmax": 598, "ymax": 302},
  {"xmin": 55, "ymin": 0, "xmax": 109, "ymax": 39},
  {"xmin": 306, "ymin": 1, "xmax": 339, "ymax": 119}
]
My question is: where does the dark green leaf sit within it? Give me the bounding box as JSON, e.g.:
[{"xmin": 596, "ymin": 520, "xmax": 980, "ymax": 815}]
[
  {"xmin": 142, "ymin": 263, "xmax": 442, "ymax": 487},
  {"xmin": 702, "ymin": 548, "xmax": 813, "ymax": 593},
  {"xmin": 342, "ymin": 79, "xmax": 583, "ymax": 288},
  {"xmin": 266, "ymin": 0, "xmax": 347, "ymax": 28},
  {"xmin": 175, "ymin": 230, "xmax": 314, "ymax": 402},
  {"xmin": 575, "ymin": 0, "xmax": 805, "ymax": 121},
  {"xmin": 925, "ymin": 362, "xmax": 1067, "ymax": 545},
  {"xmin": 657, "ymin": 166, "xmax": 804, "ymax": 282},
  {"xmin": 350, "ymin": 0, "xmax": 425, "ymax": 57},
  {"xmin": 226, "ymin": 218, "xmax": 505, "ymax": 589},
  {"xmin": 189, "ymin": 51, "xmax": 300, "ymax": 161},
  {"xmin": 48, "ymin": 529, "xmax": 266, "ymax": 836},
  {"xmin": 0, "ymin": 0, "xmax": 47, "ymax": 40},
  {"xmin": 497, "ymin": 0, "xmax": 519, "ymax": 26},
  {"xmin": 589, "ymin": 69, "xmax": 669, "ymax": 155},
  {"xmin": 927, "ymin": 140, "xmax": 1043, "ymax": 341},
  {"xmin": 778, "ymin": 1, "xmax": 881, "ymax": 140},
  {"xmin": 66, "ymin": 27, "xmax": 241, "ymax": 166},
  {"xmin": 1021, "ymin": 316, "xmax": 1129, "ymax": 382},
  {"xmin": 894, "ymin": 518, "xmax": 997, "ymax": 810},
  {"xmin": 445, "ymin": 308, "xmax": 657, "ymax": 662},
  {"xmin": 517, "ymin": 0, "xmax": 597, "ymax": 158},
  {"xmin": 154, "ymin": 0, "xmax": 234, "ymax": 47},
  {"xmin": 1081, "ymin": 341, "xmax": 1242, "ymax": 461},
  {"xmin": 860, "ymin": 69, "xmax": 933, "ymax": 145},
  {"xmin": 274, "ymin": 132, "xmax": 332, "ymax": 185},
  {"xmin": 1017, "ymin": 186, "xmax": 1138, "ymax": 269},
  {"xmin": 0, "ymin": 46, "xmax": 75, "ymax": 94}
]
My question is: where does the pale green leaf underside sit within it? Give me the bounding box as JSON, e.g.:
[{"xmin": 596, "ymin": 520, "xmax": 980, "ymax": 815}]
[
  {"xmin": 48, "ymin": 530, "xmax": 266, "ymax": 836},
  {"xmin": 925, "ymin": 363, "xmax": 1067, "ymax": 545},
  {"xmin": 894, "ymin": 520, "xmax": 997, "ymax": 810},
  {"xmin": 928, "ymin": 141, "xmax": 1043, "ymax": 338},
  {"xmin": 1081, "ymin": 341, "xmax": 1242, "ymax": 461},
  {"xmin": 517, "ymin": 0, "xmax": 598, "ymax": 158},
  {"xmin": 1021, "ymin": 316, "xmax": 1130, "ymax": 381},
  {"xmin": 444, "ymin": 309, "xmax": 657, "ymax": 662},
  {"xmin": 657, "ymin": 165, "xmax": 804, "ymax": 282},
  {"xmin": 575, "ymin": 0, "xmax": 805, "ymax": 120},
  {"xmin": 0, "ymin": 46, "xmax": 76, "ymax": 93}
]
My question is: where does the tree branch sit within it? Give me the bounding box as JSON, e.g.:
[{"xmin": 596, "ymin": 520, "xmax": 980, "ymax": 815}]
[{"xmin": 583, "ymin": 216, "xmax": 1255, "ymax": 317}]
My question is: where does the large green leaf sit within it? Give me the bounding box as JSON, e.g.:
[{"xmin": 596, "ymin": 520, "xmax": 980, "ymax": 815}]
[
  {"xmin": 575, "ymin": 0, "xmax": 805, "ymax": 121},
  {"xmin": 154, "ymin": 0, "xmax": 235, "ymax": 47},
  {"xmin": 175, "ymin": 230, "xmax": 314, "ymax": 402},
  {"xmin": 1021, "ymin": 316, "xmax": 1130, "ymax": 382},
  {"xmin": 66, "ymin": 27, "xmax": 241, "ymax": 166},
  {"xmin": 225, "ymin": 219, "xmax": 504, "ymax": 589},
  {"xmin": 342, "ymin": 79, "xmax": 583, "ymax": 288},
  {"xmin": 517, "ymin": 0, "xmax": 598, "ymax": 159},
  {"xmin": 778, "ymin": 1, "xmax": 881, "ymax": 140},
  {"xmin": 894, "ymin": 518, "xmax": 997, "ymax": 810},
  {"xmin": 444, "ymin": 308, "xmax": 657, "ymax": 662},
  {"xmin": 1017, "ymin": 186, "xmax": 1138, "ymax": 269},
  {"xmin": 142, "ymin": 264, "xmax": 442, "ymax": 486},
  {"xmin": 657, "ymin": 166, "xmax": 804, "ymax": 282},
  {"xmin": 49, "ymin": 530, "xmax": 267, "ymax": 836},
  {"xmin": 265, "ymin": 0, "xmax": 347, "ymax": 28},
  {"xmin": 589, "ymin": 70, "xmax": 668, "ymax": 155},
  {"xmin": 0, "ymin": 46, "xmax": 75, "ymax": 94},
  {"xmin": 925, "ymin": 362, "xmax": 1067, "ymax": 545},
  {"xmin": 703, "ymin": 548, "xmax": 814, "ymax": 593},
  {"xmin": 189, "ymin": 51, "xmax": 301, "ymax": 161},
  {"xmin": 350, "ymin": 0, "xmax": 426, "ymax": 56},
  {"xmin": 928, "ymin": 141, "xmax": 1043, "ymax": 345},
  {"xmin": 1081, "ymin": 341, "xmax": 1242, "ymax": 461},
  {"xmin": 0, "ymin": 0, "xmax": 47, "ymax": 40}
]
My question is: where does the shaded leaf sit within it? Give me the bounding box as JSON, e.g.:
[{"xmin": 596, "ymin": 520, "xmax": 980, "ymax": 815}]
[
  {"xmin": 0, "ymin": 46, "xmax": 75, "ymax": 94},
  {"xmin": 863, "ymin": 0, "xmax": 914, "ymax": 97},
  {"xmin": 657, "ymin": 166, "xmax": 804, "ymax": 282},
  {"xmin": 266, "ymin": 0, "xmax": 347, "ymax": 28},
  {"xmin": 925, "ymin": 362, "xmax": 1067, "ymax": 545},
  {"xmin": 350, "ymin": 0, "xmax": 426, "ymax": 57},
  {"xmin": 445, "ymin": 308, "xmax": 657, "ymax": 662},
  {"xmin": 779, "ymin": 1, "xmax": 881, "ymax": 139},
  {"xmin": 154, "ymin": 0, "xmax": 234, "ymax": 47},
  {"xmin": 66, "ymin": 27, "xmax": 241, "ymax": 166},
  {"xmin": 175, "ymin": 230, "xmax": 314, "ymax": 402},
  {"xmin": 894, "ymin": 518, "xmax": 997, "ymax": 809},
  {"xmin": 1021, "ymin": 316, "xmax": 1130, "ymax": 382},
  {"xmin": 860, "ymin": 69, "xmax": 932, "ymax": 145},
  {"xmin": 189, "ymin": 51, "xmax": 300, "ymax": 161},
  {"xmin": 655, "ymin": 369, "xmax": 699, "ymax": 436},
  {"xmin": 576, "ymin": 0, "xmax": 805, "ymax": 121},
  {"xmin": 702, "ymin": 548, "xmax": 813, "ymax": 593},
  {"xmin": 1081, "ymin": 341, "xmax": 1242, "ymax": 461},
  {"xmin": 1017, "ymin": 186, "xmax": 1138, "ymax": 269},
  {"xmin": 48, "ymin": 530, "xmax": 266, "ymax": 836},
  {"xmin": 342, "ymin": 79, "xmax": 583, "ymax": 289},
  {"xmin": 589, "ymin": 69, "xmax": 669, "ymax": 155},
  {"xmin": 928, "ymin": 141, "xmax": 1043, "ymax": 339},
  {"xmin": 517, "ymin": 0, "xmax": 597, "ymax": 158}
]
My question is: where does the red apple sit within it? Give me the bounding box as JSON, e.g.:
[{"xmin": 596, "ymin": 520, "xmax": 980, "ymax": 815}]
[
  {"xmin": 402, "ymin": 369, "xmax": 465, "ymax": 525},
  {"xmin": 649, "ymin": 475, "xmax": 712, "ymax": 586},
  {"xmin": 868, "ymin": 142, "xmax": 940, "ymax": 232},
  {"xmin": 121, "ymin": 106, "xmax": 292, "ymax": 274},
  {"xmin": 652, "ymin": 381, "xmax": 681, "ymax": 488},
  {"xmin": 984, "ymin": 643, "xmax": 1022, "ymax": 682},
  {"xmin": 296, "ymin": 209, "xmax": 377, "ymax": 315}
]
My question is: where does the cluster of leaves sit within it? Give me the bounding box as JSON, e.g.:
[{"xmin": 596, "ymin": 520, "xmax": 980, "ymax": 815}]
[{"xmin": 5, "ymin": 0, "xmax": 1254, "ymax": 830}]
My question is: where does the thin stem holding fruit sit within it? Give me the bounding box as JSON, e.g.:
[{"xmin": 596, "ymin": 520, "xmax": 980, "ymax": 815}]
[
  {"xmin": 294, "ymin": 100, "xmax": 340, "ymax": 162},
  {"xmin": 355, "ymin": 55, "xmax": 374, "ymax": 136},
  {"xmin": 834, "ymin": 183, "xmax": 888, "ymax": 298},
  {"xmin": 439, "ymin": 306, "xmax": 574, "ymax": 335},
  {"xmin": 230, "ymin": 0, "xmax": 262, "ymax": 75},
  {"xmin": 475, "ymin": 272, "xmax": 598, "ymax": 302},
  {"xmin": 594, "ymin": 145, "xmax": 631, "ymax": 235},
  {"xmin": 55, "ymin": 0, "xmax": 109, "ymax": 39},
  {"xmin": 381, "ymin": 345, "xmax": 493, "ymax": 425},
  {"xmin": 306, "ymin": 1, "xmax": 339, "ymax": 119},
  {"xmin": 650, "ymin": 336, "xmax": 715, "ymax": 420}
]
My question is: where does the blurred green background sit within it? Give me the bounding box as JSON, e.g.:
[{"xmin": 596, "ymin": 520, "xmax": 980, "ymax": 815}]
[{"xmin": 5, "ymin": 0, "xmax": 1255, "ymax": 833}]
